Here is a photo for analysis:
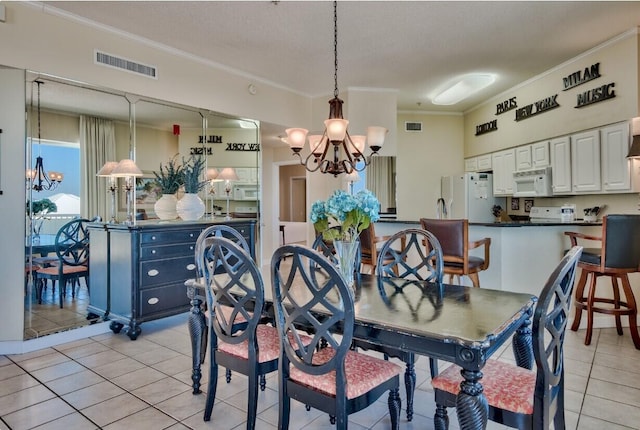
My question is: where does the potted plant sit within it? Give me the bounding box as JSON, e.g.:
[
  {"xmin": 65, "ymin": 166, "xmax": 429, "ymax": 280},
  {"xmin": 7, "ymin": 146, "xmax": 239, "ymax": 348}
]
[
  {"xmin": 176, "ymin": 155, "xmax": 207, "ymax": 220},
  {"xmin": 152, "ymin": 156, "xmax": 184, "ymax": 220},
  {"xmin": 492, "ymin": 204, "xmax": 503, "ymax": 222}
]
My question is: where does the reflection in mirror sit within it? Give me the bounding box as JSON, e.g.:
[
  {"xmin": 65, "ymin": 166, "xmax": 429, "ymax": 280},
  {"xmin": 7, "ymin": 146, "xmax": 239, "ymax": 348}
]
[
  {"xmin": 22, "ymin": 73, "xmax": 260, "ymax": 340},
  {"xmin": 366, "ymin": 156, "xmax": 396, "ymax": 214}
]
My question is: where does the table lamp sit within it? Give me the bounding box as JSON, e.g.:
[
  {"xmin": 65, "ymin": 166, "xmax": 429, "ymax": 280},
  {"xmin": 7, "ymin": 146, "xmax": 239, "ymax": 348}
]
[
  {"xmin": 216, "ymin": 167, "xmax": 238, "ymax": 220},
  {"xmin": 96, "ymin": 161, "xmax": 119, "ymax": 223},
  {"xmin": 206, "ymin": 167, "xmax": 222, "ymax": 219},
  {"xmin": 111, "ymin": 159, "xmax": 143, "ymax": 225}
]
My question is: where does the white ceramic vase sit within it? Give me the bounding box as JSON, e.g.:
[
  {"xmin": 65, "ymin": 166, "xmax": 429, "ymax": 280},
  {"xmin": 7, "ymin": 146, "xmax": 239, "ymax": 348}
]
[
  {"xmin": 176, "ymin": 193, "xmax": 205, "ymax": 221},
  {"xmin": 154, "ymin": 194, "xmax": 178, "ymax": 220}
]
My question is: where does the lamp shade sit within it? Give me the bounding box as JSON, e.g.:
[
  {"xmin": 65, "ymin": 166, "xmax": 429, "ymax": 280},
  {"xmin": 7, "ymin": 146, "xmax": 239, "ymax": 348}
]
[
  {"xmin": 216, "ymin": 167, "xmax": 238, "ymax": 181},
  {"xmin": 308, "ymin": 134, "xmax": 328, "ymax": 157},
  {"xmin": 111, "ymin": 159, "xmax": 143, "ymax": 177},
  {"xmin": 367, "ymin": 126, "xmax": 388, "ymax": 151},
  {"xmin": 345, "ymin": 170, "xmax": 360, "ymax": 183},
  {"xmin": 285, "ymin": 128, "xmax": 308, "ymax": 152},
  {"xmin": 324, "ymin": 118, "xmax": 348, "ymax": 141},
  {"xmin": 96, "ymin": 161, "xmax": 119, "ymax": 177},
  {"xmin": 350, "ymin": 135, "xmax": 366, "ymax": 155},
  {"xmin": 206, "ymin": 167, "xmax": 219, "ymax": 180}
]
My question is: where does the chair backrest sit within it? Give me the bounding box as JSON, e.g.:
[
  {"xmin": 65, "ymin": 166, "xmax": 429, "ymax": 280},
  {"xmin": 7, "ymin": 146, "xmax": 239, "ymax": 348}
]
[
  {"xmin": 531, "ymin": 245, "xmax": 582, "ymax": 427},
  {"xmin": 195, "ymin": 225, "xmax": 251, "ymax": 279},
  {"xmin": 202, "ymin": 236, "xmax": 264, "ymax": 347},
  {"xmin": 376, "ymin": 228, "xmax": 444, "ymax": 283},
  {"xmin": 54, "ymin": 218, "xmax": 91, "ymax": 266},
  {"xmin": 358, "ymin": 223, "xmax": 377, "ymax": 261},
  {"xmin": 602, "ymin": 215, "xmax": 640, "ymax": 269},
  {"xmin": 419, "ymin": 218, "xmax": 467, "ymax": 262},
  {"xmin": 271, "ymin": 244, "xmax": 354, "ymax": 394}
]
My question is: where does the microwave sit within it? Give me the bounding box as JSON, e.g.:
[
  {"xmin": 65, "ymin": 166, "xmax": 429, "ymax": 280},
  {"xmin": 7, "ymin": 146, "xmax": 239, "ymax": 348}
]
[
  {"xmin": 233, "ymin": 184, "xmax": 259, "ymax": 201},
  {"xmin": 512, "ymin": 167, "xmax": 553, "ymax": 197}
]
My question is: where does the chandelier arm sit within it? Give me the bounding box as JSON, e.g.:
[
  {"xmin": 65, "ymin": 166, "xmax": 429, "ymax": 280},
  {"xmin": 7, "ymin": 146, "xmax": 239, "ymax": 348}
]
[
  {"xmin": 344, "ymin": 131, "xmax": 366, "ymax": 161},
  {"xmin": 299, "ymin": 152, "xmax": 323, "ymax": 173}
]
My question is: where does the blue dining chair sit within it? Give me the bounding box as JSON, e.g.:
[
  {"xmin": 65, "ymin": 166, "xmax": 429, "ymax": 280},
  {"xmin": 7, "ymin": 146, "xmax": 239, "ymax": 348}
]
[
  {"xmin": 353, "ymin": 228, "xmax": 444, "ymax": 421},
  {"xmin": 201, "ymin": 236, "xmax": 278, "ymax": 429},
  {"xmin": 271, "ymin": 244, "xmax": 402, "ymax": 430},
  {"xmin": 430, "ymin": 246, "xmax": 583, "ymax": 430}
]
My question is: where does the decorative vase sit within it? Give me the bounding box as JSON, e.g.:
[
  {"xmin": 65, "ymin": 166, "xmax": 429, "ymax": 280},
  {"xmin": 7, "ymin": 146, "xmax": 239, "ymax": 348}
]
[
  {"xmin": 176, "ymin": 193, "xmax": 205, "ymax": 221},
  {"xmin": 154, "ymin": 194, "xmax": 178, "ymax": 220},
  {"xmin": 334, "ymin": 239, "xmax": 359, "ymax": 288}
]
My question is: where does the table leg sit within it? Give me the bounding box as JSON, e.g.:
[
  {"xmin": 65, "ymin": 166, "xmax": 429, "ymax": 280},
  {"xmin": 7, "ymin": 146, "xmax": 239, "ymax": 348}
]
[
  {"xmin": 512, "ymin": 306, "xmax": 534, "ymax": 369},
  {"xmin": 187, "ymin": 283, "xmax": 207, "ymax": 394},
  {"xmin": 456, "ymin": 368, "xmax": 488, "ymax": 430}
]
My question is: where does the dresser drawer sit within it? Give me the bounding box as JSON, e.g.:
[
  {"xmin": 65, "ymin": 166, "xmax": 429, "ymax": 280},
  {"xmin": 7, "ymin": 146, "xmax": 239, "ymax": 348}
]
[
  {"xmin": 140, "ymin": 243, "xmax": 196, "ymax": 260},
  {"xmin": 140, "ymin": 229, "xmax": 202, "ymax": 246},
  {"xmin": 140, "ymin": 256, "xmax": 197, "ymax": 288},
  {"xmin": 139, "ymin": 284, "xmax": 191, "ymax": 316}
]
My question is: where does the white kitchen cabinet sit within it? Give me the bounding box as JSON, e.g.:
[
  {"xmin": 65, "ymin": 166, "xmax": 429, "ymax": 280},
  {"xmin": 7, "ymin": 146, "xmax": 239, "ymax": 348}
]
[
  {"xmin": 477, "ymin": 154, "xmax": 492, "ymax": 172},
  {"xmin": 601, "ymin": 122, "xmax": 631, "ymax": 192},
  {"xmin": 464, "ymin": 157, "xmax": 478, "ymax": 172},
  {"xmin": 491, "ymin": 148, "xmax": 516, "ymax": 196},
  {"xmin": 531, "ymin": 141, "xmax": 550, "ymax": 167},
  {"xmin": 571, "ymin": 129, "xmax": 601, "ymax": 193},
  {"xmin": 515, "ymin": 146, "xmax": 532, "ymax": 171},
  {"xmin": 550, "ymin": 136, "xmax": 571, "ymax": 194}
]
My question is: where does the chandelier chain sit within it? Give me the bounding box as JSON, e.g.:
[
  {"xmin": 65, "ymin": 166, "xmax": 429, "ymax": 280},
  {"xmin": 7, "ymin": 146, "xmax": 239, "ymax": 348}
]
[{"xmin": 333, "ymin": 0, "xmax": 338, "ymax": 99}]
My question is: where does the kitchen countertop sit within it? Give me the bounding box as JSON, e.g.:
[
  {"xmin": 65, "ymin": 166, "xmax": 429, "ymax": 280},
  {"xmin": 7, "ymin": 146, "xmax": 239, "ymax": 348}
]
[{"xmin": 378, "ymin": 219, "xmax": 602, "ymax": 227}]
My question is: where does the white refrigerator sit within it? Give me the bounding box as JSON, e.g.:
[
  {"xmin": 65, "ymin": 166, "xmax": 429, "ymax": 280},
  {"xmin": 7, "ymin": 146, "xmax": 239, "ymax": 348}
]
[{"xmin": 441, "ymin": 173, "xmax": 506, "ymax": 223}]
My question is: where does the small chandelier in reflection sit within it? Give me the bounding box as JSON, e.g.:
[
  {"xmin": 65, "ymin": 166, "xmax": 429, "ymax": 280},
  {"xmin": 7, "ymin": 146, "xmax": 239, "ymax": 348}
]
[
  {"xmin": 285, "ymin": 1, "xmax": 387, "ymax": 177},
  {"xmin": 27, "ymin": 80, "xmax": 64, "ymax": 192}
]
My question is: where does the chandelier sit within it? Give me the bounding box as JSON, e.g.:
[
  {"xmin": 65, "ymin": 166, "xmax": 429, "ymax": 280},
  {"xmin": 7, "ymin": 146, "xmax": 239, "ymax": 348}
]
[
  {"xmin": 285, "ymin": 1, "xmax": 387, "ymax": 176},
  {"xmin": 27, "ymin": 80, "xmax": 64, "ymax": 191}
]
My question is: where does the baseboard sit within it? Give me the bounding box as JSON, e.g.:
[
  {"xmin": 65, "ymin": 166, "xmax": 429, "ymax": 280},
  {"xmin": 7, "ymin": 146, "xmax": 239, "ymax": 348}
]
[{"xmin": 0, "ymin": 321, "xmax": 111, "ymax": 355}]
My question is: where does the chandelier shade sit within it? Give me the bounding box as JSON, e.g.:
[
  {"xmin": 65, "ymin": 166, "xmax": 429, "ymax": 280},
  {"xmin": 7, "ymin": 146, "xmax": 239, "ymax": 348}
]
[{"xmin": 285, "ymin": 1, "xmax": 387, "ymax": 176}]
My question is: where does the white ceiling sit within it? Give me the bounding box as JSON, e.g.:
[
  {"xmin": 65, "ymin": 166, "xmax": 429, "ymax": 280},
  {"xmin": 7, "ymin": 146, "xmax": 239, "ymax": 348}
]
[{"xmin": 34, "ymin": 1, "xmax": 640, "ymax": 146}]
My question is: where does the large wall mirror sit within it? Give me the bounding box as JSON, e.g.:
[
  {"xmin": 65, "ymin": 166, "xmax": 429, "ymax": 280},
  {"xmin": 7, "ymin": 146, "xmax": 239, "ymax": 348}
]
[{"xmin": 23, "ymin": 72, "xmax": 260, "ymax": 341}]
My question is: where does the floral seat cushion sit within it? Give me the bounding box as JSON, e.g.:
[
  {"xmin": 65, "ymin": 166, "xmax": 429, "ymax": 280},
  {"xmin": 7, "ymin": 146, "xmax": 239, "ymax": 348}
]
[
  {"xmin": 289, "ymin": 347, "xmax": 403, "ymax": 399},
  {"xmin": 431, "ymin": 359, "xmax": 536, "ymax": 414},
  {"xmin": 217, "ymin": 325, "xmax": 312, "ymax": 363}
]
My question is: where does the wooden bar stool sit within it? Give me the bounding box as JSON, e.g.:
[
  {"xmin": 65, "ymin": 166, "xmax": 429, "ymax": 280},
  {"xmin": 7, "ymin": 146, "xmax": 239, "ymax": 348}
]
[{"xmin": 565, "ymin": 214, "xmax": 640, "ymax": 349}]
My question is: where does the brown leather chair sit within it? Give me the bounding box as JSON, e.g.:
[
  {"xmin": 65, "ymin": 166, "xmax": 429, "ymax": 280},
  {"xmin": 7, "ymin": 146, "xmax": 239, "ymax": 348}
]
[
  {"xmin": 358, "ymin": 223, "xmax": 393, "ymax": 274},
  {"xmin": 419, "ymin": 218, "xmax": 491, "ymax": 288},
  {"xmin": 565, "ymin": 214, "xmax": 640, "ymax": 349}
]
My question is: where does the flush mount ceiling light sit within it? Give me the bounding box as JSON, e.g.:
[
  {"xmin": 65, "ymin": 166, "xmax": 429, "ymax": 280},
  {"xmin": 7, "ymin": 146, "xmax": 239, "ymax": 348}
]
[
  {"xmin": 432, "ymin": 74, "xmax": 496, "ymax": 106},
  {"xmin": 285, "ymin": 1, "xmax": 387, "ymax": 176}
]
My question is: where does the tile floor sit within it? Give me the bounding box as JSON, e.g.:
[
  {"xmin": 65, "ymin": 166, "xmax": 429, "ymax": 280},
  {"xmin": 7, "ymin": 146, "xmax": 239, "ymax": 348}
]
[{"xmin": 1, "ymin": 310, "xmax": 639, "ymax": 430}]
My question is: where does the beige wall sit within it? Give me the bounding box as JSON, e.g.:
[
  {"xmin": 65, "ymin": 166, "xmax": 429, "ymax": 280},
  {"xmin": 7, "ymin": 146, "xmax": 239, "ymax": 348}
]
[{"xmin": 464, "ymin": 30, "xmax": 639, "ymax": 157}]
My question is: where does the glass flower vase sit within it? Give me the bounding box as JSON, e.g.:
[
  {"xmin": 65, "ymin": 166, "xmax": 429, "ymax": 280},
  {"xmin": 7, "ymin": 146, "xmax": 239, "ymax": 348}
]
[{"xmin": 334, "ymin": 239, "xmax": 359, "ymax": 288}]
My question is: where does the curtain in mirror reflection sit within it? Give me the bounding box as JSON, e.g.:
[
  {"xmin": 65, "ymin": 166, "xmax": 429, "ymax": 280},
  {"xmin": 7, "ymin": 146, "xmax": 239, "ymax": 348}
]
[{"xmin": 366, "ymin": 156, "xmax": 396, "ymax": 213}]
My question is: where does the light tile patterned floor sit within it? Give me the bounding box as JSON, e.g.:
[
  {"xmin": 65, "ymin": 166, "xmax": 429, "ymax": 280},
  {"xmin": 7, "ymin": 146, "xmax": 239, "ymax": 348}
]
[{"xmin": 2, "ymin": 311, "xmax": 640, "ymax": 429}]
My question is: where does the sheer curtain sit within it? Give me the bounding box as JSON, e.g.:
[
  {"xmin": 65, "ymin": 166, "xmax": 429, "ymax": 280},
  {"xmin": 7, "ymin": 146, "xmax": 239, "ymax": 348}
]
[
  {"xmin": 80, "ymin": 115, "xmax": 116, "ymax": 220},
  {"xmin": 366, "ymin": 156, "xmax": 396, "ymax": 212}
]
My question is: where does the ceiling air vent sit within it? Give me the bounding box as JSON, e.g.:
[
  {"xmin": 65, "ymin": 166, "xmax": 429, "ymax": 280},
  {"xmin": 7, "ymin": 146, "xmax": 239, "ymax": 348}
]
[
  {"xmin": 405, "ymin": 121, "xmax": 422, "ymax": 132},
  {"xmin": 95, "ymin": 50, "xmax": 157, "ymax": 79}
]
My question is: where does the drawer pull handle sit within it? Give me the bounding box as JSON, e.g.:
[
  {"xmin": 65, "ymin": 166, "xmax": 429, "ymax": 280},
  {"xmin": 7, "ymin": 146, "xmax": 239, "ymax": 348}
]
[
  {"xmin": 147, "ymin": 297, "xmax": 159, "ymax": 305},
  {"xmin": 190, "ymin": 233, "xmax": 194, "ymax": 237},
  {"xmin": 148, "ymin": 269, "xmax": 159, "ymax": 277},
  {"xmin": 186, "ymin": 263, "xmax": 196, "ymax": 271},
  {"xmin": 151, "ymin": 250, "xmax": 156, "ymax": 254},
  {"xmin": 189, "ymin": 246, "xmax": 194, "ymax": 250},
  {"xmin": 151, "ymin": 235, "xmax": 156, "ymax": 241}
]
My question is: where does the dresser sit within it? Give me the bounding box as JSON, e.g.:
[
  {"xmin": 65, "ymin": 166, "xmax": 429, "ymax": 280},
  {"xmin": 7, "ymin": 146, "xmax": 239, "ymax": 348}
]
[{"xmin": 88, "ymin": 219, "xmax": 256, "ymax": 340}]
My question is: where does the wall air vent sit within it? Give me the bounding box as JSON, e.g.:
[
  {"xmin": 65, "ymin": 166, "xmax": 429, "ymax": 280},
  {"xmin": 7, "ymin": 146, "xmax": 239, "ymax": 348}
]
[
  {"xmin": 95, "ymin": 50, "xmax": 157, "ymax": 79},
  {"xmin": 405, "ymin": 122, "xmax": 422, "ymax": 132}
]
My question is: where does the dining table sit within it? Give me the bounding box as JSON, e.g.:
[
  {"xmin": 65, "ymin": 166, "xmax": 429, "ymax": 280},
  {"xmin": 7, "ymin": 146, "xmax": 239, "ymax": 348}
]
[
  {"xmin": 25, "ymin": 234, "xmax": 57, "ymax": 257},
  {"xmin": 185, "ymin": 273, "xmax": 537, "ymax": 430}
]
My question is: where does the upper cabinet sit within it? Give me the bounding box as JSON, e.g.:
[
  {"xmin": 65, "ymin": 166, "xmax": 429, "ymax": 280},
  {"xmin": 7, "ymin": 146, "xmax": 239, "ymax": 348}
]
[
  {"xmin": 464, "ymin": 154, "xmax": 491, "ymax": 172},
  {"xmin": 550, "ymin": 136, "xmax": 572, "ymax": 194},
  {"xmin": 601, "ymin": 122, "xmax": 631, "ymax": 192},
  {"xmin": 570, "ymin": 129, "xmax": 601, "ymax": 193},
  {"xmin": 464, "ymin": 157, "xmax": 478, "ymax": 172},
  {"xmin": 516, "ymin": 141, "xmax": 550, "ymax": 171},
  {"xmin": 492, "ymin": 148, "xmax": 516, "ymax": 196}
]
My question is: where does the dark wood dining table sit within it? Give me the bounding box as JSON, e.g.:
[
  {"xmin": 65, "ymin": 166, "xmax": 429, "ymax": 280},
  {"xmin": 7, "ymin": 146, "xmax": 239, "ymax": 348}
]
[
  {"xmin": 25, "ymin": 234, "xmax": 57, "ymax": 257},
  {"xmin": 185, "ymin": 274, "xmax": 537, "ymax": 430}
]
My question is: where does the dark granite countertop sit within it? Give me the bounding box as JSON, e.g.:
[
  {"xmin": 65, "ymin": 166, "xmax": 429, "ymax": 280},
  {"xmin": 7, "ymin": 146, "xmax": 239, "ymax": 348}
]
[{"xmin": 378, "ymin": 219, "xmax": 602, "ymax": 227}]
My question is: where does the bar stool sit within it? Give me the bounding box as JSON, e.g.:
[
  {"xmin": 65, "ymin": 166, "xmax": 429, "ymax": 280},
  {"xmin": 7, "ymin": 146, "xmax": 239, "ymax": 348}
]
[{"xmin": 565, "ymin": 214, "xmax": 640, "ymax": 349}]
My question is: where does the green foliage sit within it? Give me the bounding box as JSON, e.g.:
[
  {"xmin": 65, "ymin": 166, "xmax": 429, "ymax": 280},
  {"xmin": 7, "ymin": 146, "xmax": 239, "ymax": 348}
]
[
  {"xmin": 153, "ymin": 155, "xmax": 184, "ymax": 194},
  {"xmin": 182, "ymin": 155, "xmax": 207, "ymax": 193},
  {"xmin": 26, "ymin": 198, "xmax": 57, "ymax": 216}
]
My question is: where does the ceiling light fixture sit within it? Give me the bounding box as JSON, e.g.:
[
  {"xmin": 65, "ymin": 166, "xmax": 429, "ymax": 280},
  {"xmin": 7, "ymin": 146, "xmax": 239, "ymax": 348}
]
[
  {"xmin": 432, "ymin": 74, "xmax": 496, "ymax": 105},
  {"xmin": 285, "ymin": 1, "xmax": 387, "ymax": 176},
  {"xmin": 27, "ymin": 80, "xmax": 64, "ymax": 191}
]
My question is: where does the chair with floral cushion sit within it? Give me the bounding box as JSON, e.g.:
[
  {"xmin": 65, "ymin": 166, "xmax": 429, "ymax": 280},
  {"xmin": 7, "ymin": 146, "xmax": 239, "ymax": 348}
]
[
  {"xmin": 354, "ymin": 228, "xmax": 444, "ymax": 421},
  {"xmin": 271, "ymin": 244, "xmax": 402, "ymax": 430},
  {"xmin": 430, "ymin": 245, "xmax": 583, "ymax": 430},
  {"xmin": 201, "ymin": 236, "xmax": 280, "ymax": 428}
]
